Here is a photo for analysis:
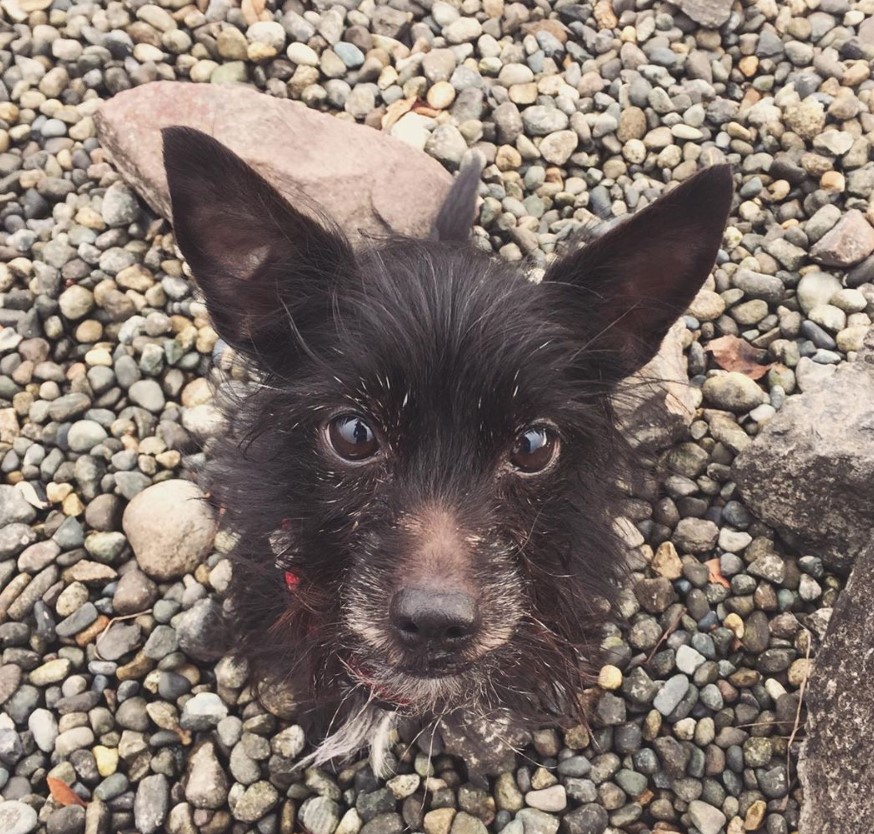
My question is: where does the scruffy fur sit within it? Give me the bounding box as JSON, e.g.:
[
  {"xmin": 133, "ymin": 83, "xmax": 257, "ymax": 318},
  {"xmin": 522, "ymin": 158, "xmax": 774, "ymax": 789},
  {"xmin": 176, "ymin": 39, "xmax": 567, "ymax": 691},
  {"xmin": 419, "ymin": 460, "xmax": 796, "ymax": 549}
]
[{"xmin": 163, "ymin": 127, "xmax": 733, "ymax": 768}]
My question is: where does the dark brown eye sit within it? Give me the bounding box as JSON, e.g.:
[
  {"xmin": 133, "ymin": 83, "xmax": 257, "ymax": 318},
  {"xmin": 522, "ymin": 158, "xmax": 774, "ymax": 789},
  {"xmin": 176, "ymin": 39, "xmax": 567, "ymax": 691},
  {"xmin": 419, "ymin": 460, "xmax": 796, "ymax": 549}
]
[
  {"xmin": 510, "ymin": 426, "xmax": 558, "ymax": 473},
  {"xmin": 327, "ymin": 414, "xmax": 379, "ymax": 461}
]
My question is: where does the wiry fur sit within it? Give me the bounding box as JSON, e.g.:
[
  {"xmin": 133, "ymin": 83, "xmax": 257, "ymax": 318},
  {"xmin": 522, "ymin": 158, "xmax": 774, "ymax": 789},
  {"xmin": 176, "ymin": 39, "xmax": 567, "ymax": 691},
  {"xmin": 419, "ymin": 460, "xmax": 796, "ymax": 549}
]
[
  {"xmin": 206, "ymin": 240, "xmax": 626, "ymax": 760},
  {"xmin": 162, "ymin": 126, "xmax": 734, "ymax": 767}
]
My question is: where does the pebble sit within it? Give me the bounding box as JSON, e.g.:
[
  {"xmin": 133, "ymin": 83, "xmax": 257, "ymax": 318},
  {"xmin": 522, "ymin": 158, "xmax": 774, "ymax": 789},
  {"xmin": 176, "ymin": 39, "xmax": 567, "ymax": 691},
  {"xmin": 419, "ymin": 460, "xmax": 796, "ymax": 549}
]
[
  {"xmin": 231, "ymin": 781, "xmax": 279, "ymax": 822},
  {"xmin": 30, "ymin": 657, "xmax": 72, "ymax": 685},
  {"xmin": 175, "ymin": 598, "xmax": 225, "ymax": 662},
  {"xmin": 0, "ymin": 487, "xmax": 36, "ymax": 527},
  {"xmin": 561, "ymin": 804, "xmax": 608, "ymax": 834},
  {"xmin": 654, "ymin": 675, "xmax": 690, "ymax": 716},
  {"xmin": 128, "ymin": 379, "xmax": 165, "ymax": 412},
  {"xmin": 674, "ymin": 518, "xmax": 719, "ymax": 553},
  {"xmin": 525, "ymin": 786, "xmax": 567, "ymax": 812},
  {"xmin": 185, "ymin": 742, "xmax": 229, "ymax": 809},
  {"xmin": 702, "ymin": 372, "xmax": 766, "ymax": 412},
  {"xmin": 134, "ymin": 774, "xmax": 170, "ymax": 834},
  {"xmin": 0, "ymin": 801, "xmax": 38, "ymax": 834},
  {"xmin": 539, "ymin": 131, "xmax": 578, "ymax": 165},
  {"xmin": 688, "ymin": 800, "xmax": 727, "ymax": 834},
  {"xmin": 97, "ymin": 622, "xmax": 142, "ymax": 661},
  {"xmin": 27, "ymin": 708, "xmax": 58, "ymax": 753},
  {"xmin": 272, "ymin": 724, "xmax": 306, "ymax": 759},
  {"xmin": 444, "ymin": 18, "xmax": 482, "ymax": 44},
  {"xmin": 732, "ymin": 270, "xmax": 784, "ymax": 303},
  {"xmin": 811, "ymin": 210, "xmax": 874, "ymax": 267},
  {"xmin": 55, "ymin": 726, "xmax": 95, "ymax": 758},
  {"xmin": 112, "ymin": 569, "xmax": 158, "ymax": 615},
  {"xmin": 102, "ymin": 185, "xmax": 139, "ymax": 226},
  {"xmin": 58, "ymin": 286, "xmax": 94, "ymax": 320},
  {"xmin": 287, "ymin": 43, "xmax": 319, "ymax": 66},
  {"xmin": 425, "ymin": 125, "xmax": 469, "ymax": 170},
  {"xmin": 300, "ymin": 796, "xmax": 342, "ymax": 834},
  {"xmin": 516, "ymin": 809, "xmax": 559, "ymax": 834},
  {"xmin": 676, "ymin": 645, "xmax": 706, "ymax": 675},
  {"xmin": 122, "ymin": 480, "xmax": 216, "ymax": 580},
  {"xmin": 94, "ymin": 746, "xmax": 119, "ymax": 777},
  {"xmin": 181, "ymin": 692, "xmax": 228, "ymax": 730},
  {"xmin": 597, "ymin": 665, "xmax": 622, "ymax": 690},
  {"xmin": 522, "ymin": 107, "xmax": 569, "ymax": 136},
  {"xmin": 67, "ymin": 420, "xmax": 108, "ymax": 452},
  {"xmin": 797, "ymin": 272, "xmax": 843, "ymax": 314}
]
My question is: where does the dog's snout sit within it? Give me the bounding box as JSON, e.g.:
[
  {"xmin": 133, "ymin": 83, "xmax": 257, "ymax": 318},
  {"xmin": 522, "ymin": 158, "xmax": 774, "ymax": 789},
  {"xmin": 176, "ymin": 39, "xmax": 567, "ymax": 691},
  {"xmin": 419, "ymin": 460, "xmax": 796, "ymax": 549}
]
[{"xmin": 390, "ymin": 587, "xmax": 478, "ymax": 651}]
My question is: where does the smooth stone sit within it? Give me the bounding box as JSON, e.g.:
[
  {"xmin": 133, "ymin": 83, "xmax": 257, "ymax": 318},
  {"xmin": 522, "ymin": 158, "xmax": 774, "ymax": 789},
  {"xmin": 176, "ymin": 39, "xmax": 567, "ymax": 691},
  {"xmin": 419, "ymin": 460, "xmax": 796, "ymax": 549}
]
[
  {"xmin": 653, "ymin": 674, "xmax": 690, "ymax": 716},
  {"xmin": 185, "ymin": 741, "xmax": 229, "ymax": 809},
  {"xmin": 702, "ymin": 372, "xmax": 766, "ymax": 412},
  {"xmin": 122, "ymin": 480, "xmax": 216, "ymax": 581},
  {"xmin": 0, "ymin": 800, "xmax": 38, "ymax": 834}
]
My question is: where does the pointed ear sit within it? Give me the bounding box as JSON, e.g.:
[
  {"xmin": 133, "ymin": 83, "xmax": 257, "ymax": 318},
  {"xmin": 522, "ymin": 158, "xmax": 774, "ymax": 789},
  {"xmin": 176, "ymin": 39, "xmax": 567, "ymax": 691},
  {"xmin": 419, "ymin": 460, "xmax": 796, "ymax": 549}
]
[
  {"xmin": 162, "ymin": 126, "xmax": 354, "ymax": 372},
  {"xmin": 544, "ymin": 165, "xmax": 733, "ymax": 378}
]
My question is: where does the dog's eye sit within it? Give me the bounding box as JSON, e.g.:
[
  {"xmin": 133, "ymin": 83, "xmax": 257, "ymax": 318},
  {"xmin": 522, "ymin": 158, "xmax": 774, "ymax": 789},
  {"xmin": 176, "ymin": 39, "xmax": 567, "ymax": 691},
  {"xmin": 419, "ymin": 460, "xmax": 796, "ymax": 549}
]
[
  {"xmin": 327, "ymin": 414, "xmax": 379, "ymax": 461},
  {"xmin": 510, "ymin": 426, "xmax": 558, "ymax": 474}
]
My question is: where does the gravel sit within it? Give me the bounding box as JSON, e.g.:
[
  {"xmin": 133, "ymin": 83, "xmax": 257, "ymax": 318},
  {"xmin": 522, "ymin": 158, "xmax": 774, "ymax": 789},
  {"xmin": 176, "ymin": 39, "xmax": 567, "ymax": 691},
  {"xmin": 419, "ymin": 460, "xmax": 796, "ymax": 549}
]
[{"xmin": 0, "ymin": 0, "xmax": 867, "ymax": 830}]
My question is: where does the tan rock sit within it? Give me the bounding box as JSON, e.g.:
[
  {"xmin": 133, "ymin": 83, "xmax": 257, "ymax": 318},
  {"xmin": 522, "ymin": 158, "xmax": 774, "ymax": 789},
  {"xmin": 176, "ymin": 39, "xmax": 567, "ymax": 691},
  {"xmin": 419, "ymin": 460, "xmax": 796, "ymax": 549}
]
[
  {"xmin": 94, "ymin": 81, "xmax": 452, "ymax": 241},
  {"xmin": 122, "ymin": 479, "xmax": 216, "ymax": 581},
  {"xmin": 651, "ymin": 541, "xmax": 683, "ymax": 580}
]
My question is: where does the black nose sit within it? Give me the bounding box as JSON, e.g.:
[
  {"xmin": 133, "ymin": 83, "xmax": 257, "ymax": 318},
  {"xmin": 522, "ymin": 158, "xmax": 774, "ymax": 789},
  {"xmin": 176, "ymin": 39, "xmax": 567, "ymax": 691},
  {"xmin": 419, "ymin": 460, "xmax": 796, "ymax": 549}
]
[{"xmin": 389, "ymin": 588, "xmax": 479, "ymax": 652}]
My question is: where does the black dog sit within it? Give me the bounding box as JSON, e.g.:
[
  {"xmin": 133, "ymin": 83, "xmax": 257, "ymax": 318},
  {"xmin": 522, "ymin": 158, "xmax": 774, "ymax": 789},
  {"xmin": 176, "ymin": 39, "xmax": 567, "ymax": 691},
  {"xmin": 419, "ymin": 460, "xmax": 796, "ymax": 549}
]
[{"xmin": 163, "ymin": 126, "xmax": 732, "ymax": 767}]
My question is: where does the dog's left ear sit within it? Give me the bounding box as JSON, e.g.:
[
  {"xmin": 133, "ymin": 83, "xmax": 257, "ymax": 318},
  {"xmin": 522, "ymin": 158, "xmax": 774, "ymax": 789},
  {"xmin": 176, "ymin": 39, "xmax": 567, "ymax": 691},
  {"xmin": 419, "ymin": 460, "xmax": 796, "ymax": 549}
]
[
  {"xmin": 544, "ymin": 165, "xmax": 733, "ymax": 379},
  {"xmin": 162, "ymin": 126, "xmax": 354, "ymax": 374}
]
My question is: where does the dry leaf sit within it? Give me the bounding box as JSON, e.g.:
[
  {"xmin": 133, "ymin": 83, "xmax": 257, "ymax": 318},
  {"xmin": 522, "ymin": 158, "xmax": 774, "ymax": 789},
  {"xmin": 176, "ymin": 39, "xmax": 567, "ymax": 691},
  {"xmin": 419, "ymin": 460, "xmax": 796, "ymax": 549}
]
[
  {"xmin": 241, "ymin": 0, "xmax": 266, "ymax": 26},
  {"xmin": 48, "ymin": 777, "xmax": 87, "ymax": 808},
  {"xmin": 706, "ymin": 334, "xmax": 771, "ymax": 380},
  {"xmin": 381, "ymin": 96, "xmax": 416, "ymax": 131},
  {"xmin": 705, "ymin": 558, "xmax": 731, "ymax": 589}
]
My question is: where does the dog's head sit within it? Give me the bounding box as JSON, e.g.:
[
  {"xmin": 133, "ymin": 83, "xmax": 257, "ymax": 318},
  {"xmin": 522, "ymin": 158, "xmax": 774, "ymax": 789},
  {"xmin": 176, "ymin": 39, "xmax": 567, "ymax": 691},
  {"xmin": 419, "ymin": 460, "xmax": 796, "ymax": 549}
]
[{"xmin": 163, "ymin": 127, "xmax": 731, "ymax": 739}]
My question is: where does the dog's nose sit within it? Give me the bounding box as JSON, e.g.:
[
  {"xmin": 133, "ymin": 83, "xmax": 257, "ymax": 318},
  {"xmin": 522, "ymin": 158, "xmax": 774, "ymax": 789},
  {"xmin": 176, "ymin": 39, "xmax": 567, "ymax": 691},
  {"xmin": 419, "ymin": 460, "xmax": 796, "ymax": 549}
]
[{"xmin": 389, "ymin": 588, "xmax": 478, "ymax": 652}]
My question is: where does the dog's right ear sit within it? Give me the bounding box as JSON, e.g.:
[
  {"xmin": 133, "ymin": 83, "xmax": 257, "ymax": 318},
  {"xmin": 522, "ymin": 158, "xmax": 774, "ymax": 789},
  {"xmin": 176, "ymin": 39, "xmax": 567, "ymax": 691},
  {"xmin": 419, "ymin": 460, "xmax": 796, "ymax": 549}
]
[{"xmin": 162, "ymin": 126, "xmax": 354, "ymax": 373}]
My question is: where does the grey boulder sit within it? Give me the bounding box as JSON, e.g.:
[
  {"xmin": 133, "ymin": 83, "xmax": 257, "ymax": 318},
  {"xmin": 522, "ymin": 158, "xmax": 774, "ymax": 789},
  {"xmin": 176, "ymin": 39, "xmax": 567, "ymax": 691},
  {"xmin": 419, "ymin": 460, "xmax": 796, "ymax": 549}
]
[
  {"xmin": 799, "ymin": 540, "xmax": 874, "ymax": 833},
  {"xmin": 732, "ymin": 328, "xmax": 874, "ymax": 570}
]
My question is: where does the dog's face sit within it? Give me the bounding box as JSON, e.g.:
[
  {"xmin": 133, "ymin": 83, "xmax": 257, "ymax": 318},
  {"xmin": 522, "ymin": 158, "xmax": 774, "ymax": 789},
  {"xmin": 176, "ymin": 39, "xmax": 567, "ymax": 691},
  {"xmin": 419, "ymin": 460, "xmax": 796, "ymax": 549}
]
[{"xmin": 163, "ymin": 128, "xmax": 731, "ymax": 745}]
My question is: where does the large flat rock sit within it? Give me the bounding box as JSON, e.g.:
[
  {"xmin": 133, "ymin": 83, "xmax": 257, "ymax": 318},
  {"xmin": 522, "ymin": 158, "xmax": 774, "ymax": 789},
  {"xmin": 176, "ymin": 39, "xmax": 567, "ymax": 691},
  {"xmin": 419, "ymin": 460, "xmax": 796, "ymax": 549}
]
[
  {"xmin": 732, "ymin": 328, "xmax": 874, "ymax": 570},
  {"xmin": 94, "ymin": 81, "xmax": 453, "ymax": 239},
  {"xmin": 799, "ymin": 540, "xmax": 874, "ymax": 832}
]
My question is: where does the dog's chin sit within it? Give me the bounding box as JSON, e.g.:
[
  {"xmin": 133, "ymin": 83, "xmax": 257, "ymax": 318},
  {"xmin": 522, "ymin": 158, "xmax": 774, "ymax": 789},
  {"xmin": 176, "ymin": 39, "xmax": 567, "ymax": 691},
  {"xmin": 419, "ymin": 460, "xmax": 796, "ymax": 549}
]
[
  {"xmin": 348, "ymin": 659, "xmax": 474, "ymax": 713},
  {"xmin": 401, "ymin": 663, "xmax": 470, "ymax": 679}
]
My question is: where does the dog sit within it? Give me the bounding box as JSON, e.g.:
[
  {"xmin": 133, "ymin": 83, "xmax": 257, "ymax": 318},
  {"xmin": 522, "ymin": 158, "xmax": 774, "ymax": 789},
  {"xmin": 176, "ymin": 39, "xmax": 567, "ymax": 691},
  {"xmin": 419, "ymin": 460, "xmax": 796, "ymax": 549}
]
[{"xmin": 162, "ymin": 126, "xmax": 732, "ymax": 769}]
